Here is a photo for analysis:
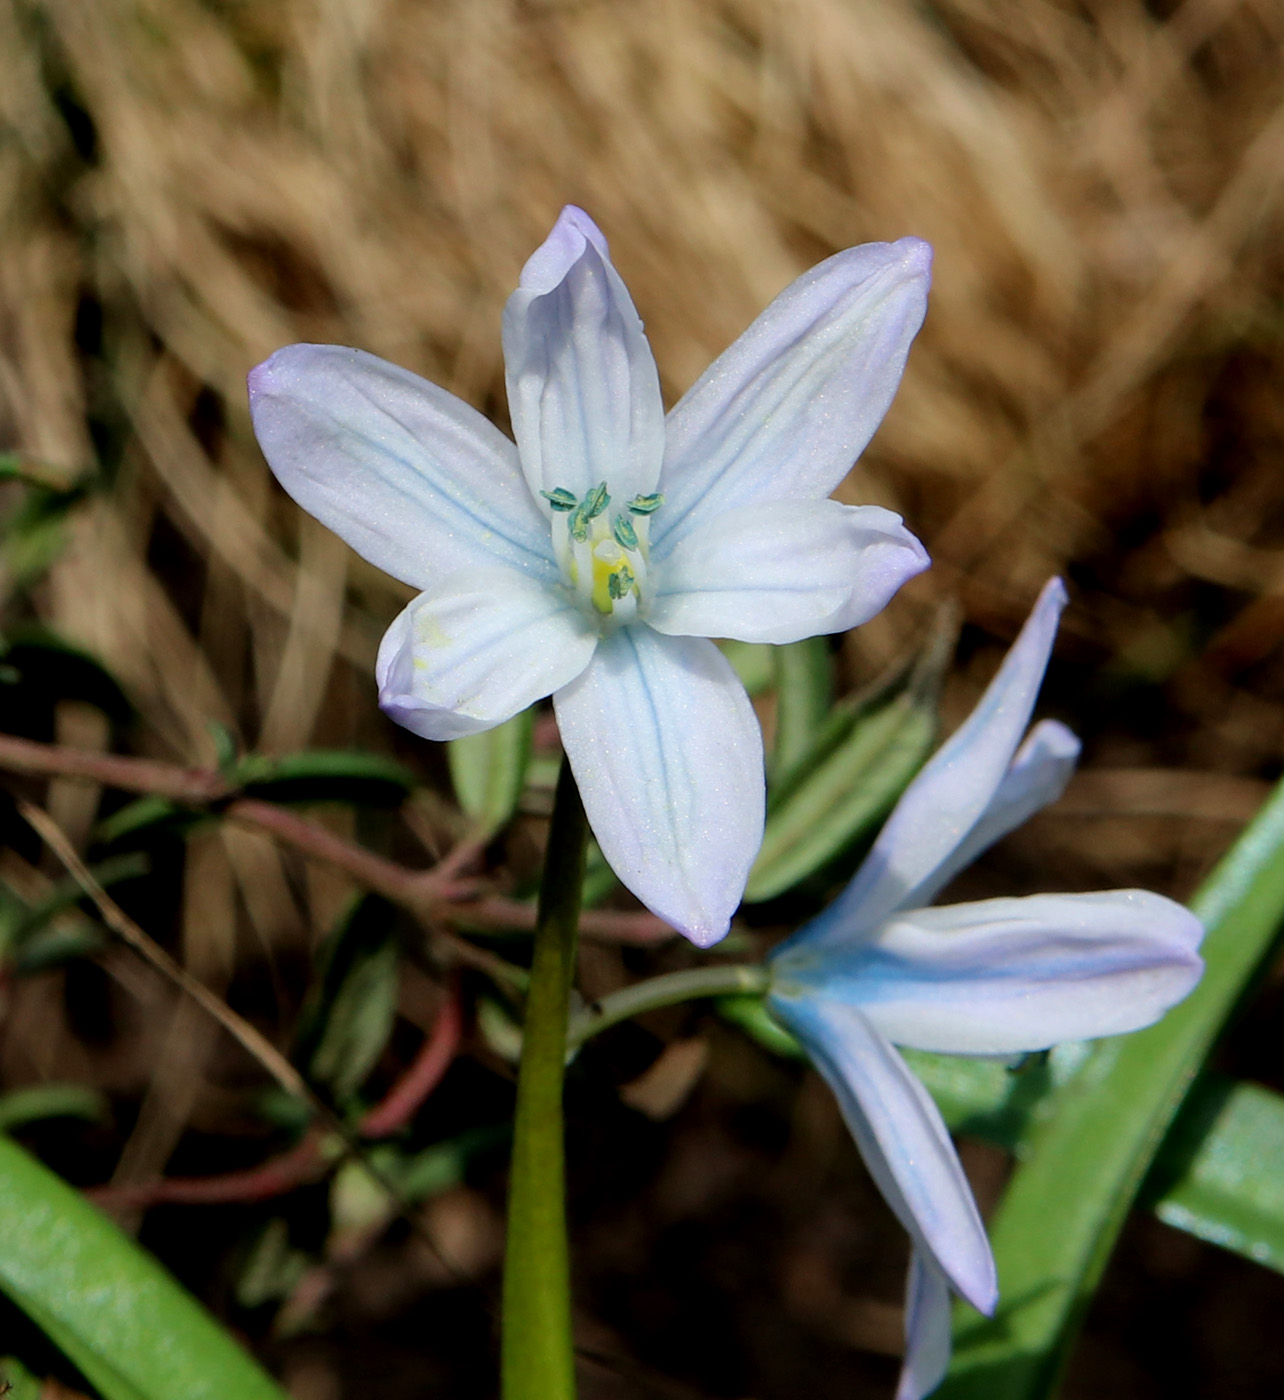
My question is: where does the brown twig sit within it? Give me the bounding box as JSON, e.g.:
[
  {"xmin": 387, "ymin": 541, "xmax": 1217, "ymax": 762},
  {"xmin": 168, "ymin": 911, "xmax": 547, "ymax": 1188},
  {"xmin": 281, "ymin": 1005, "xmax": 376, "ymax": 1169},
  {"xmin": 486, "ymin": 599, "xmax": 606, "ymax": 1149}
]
[
  {"xmin": 0, "ymin": 732, "xmax": 675, "ymax": 949},
  {"xmin": 0, "ymin": 732, "xmax": 228, "ymax": 802}
]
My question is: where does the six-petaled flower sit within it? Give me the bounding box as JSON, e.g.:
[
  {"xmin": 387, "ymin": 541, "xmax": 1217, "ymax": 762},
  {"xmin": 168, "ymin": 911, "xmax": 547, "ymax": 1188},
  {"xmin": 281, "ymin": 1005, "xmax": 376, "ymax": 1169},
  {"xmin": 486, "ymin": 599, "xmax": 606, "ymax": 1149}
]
[
  {"xmin": 766, "ymin": 578, "xmax": 1204, "ymax": 1400},
  {"xmin": 249, "ymin": 206, "xmax": 931, "ymax": 946}
]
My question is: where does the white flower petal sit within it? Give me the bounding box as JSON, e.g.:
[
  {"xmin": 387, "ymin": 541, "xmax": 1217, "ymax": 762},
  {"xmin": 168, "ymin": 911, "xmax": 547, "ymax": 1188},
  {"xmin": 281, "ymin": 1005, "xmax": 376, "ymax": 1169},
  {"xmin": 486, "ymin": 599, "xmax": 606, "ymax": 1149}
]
[
  {"xmin": 812, "ymin": 578, "xmax": 1069, "ymax": 943},
  {"xmin": 766, "ymin": 996, "xmax": 997, "ymax": 1312},
  {"xmin": 905, "ymin": 719, "xmax": 1080, "ymax": 909},
  {"xmin": 248, "ymin": 344, "xmax": 552, "ymax": 590},
  {"xmin": 553, "ymin": 627, "xmax": 763, "ymax": 947},
  {"xmin": 654, "ymin": 238, "xmax": 931, "ymax": 554},
  {"xmin": 502, "ymin": 206, "xmax": 664, "ymax": 505},
  {"xmin": 842, "ymin": 891, "xmax": 1205, "ymax": 1055},
  {"xmin": 897, "ymin": 1253, "xmax": 954, "ymax": 1400},
  {"xmin": 646, "ymin": 501, "xmax": 929, "ymax": 645},
  {"xmin": 376, "ymin": 568, "xmax": 598, "ymax": 742}
]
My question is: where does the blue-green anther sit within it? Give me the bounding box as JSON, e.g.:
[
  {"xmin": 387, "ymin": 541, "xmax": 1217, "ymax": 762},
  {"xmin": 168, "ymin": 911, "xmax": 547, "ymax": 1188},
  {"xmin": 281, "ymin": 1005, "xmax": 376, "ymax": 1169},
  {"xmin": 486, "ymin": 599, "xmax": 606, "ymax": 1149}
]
[
  {"xmin": 567, "ymin": 481, "xmax": 611, "ymax": 543},
  {"xmin": 612, "ymin": 514, "xmax": 639, "ymax": 551},
  {"xmin": 608, "ymin": 565, "xmax": 636, "ymax": 601},
  {"xmin": 541, "ymin": 487, "xmax": 578, "ymax": 512},
  {"xmin": 627, "ymin": 492, "xmax": 664, "ymax": 515},
  {"xmin": 582, "ymin": 481, "xmax": 611, "ymax": 520}
]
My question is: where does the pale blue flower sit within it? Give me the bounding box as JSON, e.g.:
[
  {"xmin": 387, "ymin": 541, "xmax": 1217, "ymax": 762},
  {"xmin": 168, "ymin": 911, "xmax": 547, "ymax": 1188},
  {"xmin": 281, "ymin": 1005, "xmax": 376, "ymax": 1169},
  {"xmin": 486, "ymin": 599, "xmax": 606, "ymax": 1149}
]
[
  {"xmin": 766, "ymin": 579, "xmax": 1204, "ymax": 1399},
  {"xmin": 248, "ymin": 207, "xmax": 931, "ymax": 946}
]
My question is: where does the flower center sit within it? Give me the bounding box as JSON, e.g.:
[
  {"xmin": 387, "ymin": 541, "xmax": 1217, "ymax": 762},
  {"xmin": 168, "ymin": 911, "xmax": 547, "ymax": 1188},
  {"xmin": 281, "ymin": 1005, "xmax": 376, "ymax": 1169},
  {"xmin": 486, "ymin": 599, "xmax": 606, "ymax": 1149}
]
[{"xmin": 542, "ymin": 483, "xmax": 663, "ymax": 628}]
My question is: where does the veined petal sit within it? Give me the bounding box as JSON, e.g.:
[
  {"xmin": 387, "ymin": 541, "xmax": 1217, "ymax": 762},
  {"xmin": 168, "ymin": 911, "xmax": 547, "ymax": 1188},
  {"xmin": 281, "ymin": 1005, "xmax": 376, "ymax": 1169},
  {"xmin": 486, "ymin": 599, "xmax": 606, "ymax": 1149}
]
[
  {"xmin": 654, "ymin": 238, "xmax": 931, "ymax": 554},
  {"xmin": 904, "ymin": 719, "xmax": 1080, "ymax": 909},
  {"xmin": 838, "ymin": 891, "xmax": 1205, "ymax": 1055},
  {"xmin": 897, "ymin": 1253, "xmax": 953, "ymax": 1400},
  {"xmin": 248, "ymin": 345, "xmax": 552, "ymax": 590},
  {"xmin": 376, "ymin": 568, "xmax": 598, "ymax": 742},
  {"xmin": 805, "ymin": 578, "xmax": 1068, "ymax": 945},
  {"xmin": 502, "ymin": 206, "xmax": 664, "ymax": 505},
  {"xmin": 766, "ymin": 996, "xmax": 996, "ymax": 1312},
  {"xmin": 646, "ymin": 501, "xmax": 929, "ymax": 645},
  {"xmin": 553, "ymin": 627, "xmax": 763, "ymax": 947}
]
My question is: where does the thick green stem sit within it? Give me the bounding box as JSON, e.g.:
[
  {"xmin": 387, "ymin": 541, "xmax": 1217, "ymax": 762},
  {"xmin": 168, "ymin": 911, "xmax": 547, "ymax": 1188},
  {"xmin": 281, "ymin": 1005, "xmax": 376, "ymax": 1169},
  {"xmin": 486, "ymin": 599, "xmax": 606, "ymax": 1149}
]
[{"xmin": 501, "ymin": 758, "xmax": 588, "ymax": 1400}]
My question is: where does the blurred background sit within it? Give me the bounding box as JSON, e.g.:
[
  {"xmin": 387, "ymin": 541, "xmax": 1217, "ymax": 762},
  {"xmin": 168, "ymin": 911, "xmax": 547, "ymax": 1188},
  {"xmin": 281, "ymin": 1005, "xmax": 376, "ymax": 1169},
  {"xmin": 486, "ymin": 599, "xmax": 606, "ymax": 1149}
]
[{"xmin": 2, "ymin": 0, "xmax": 1284, "ymax": 1396}]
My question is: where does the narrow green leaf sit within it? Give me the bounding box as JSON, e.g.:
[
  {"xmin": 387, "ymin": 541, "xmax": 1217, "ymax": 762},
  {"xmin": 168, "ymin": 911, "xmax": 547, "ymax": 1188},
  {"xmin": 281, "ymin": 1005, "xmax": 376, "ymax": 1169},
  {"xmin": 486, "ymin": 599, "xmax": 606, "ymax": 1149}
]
[
  {"xmin": 297, "ymin": 897, "xmax": 400, "ymax": 1102},
  {"xmin": 719, "ymin": 639, "xmax": 775, "ymax": 697},
  {"xmin": 0, "ymin": 627, "xmax": 133, "ymax": 725},
  {"xmin": 771, "ymin": 636, "xmax": 834, "ymax": 783},
  {"xmin": 746, "ymin": 693, "xmax": 935, "ymax": 901},
  {"xmin": 1144, "ymin": 1074, "xmax": 1284, "ymax": 1275},
  {"xmin": 447, "ymin": 708, "xmax": 533, "ymax": 834},
  {"xmin": 0, "ymin": 1084, "xmax": 109, "ymax": 1132},
  {"xmin": 939, "ymin": 774, "xmax": 1284, "ymax": 1400},
  {"xmin": 234, "ymin": 748, "xmax": 416, "ymax": 807},
  {"xmin": 0, "ymin": 1135, "xmax": 289, "ymax": 1400}
]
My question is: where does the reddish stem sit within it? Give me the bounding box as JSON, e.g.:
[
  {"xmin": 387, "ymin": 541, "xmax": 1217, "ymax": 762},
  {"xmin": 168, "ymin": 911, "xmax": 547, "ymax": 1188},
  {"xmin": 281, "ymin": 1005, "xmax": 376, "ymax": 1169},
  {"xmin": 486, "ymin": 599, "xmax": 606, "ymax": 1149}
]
[
  {"xmin": 359, "ymin": 980, "xmax": 464, "ymax": 1138},
  {"xmin": 87, "ymin": 1131, "xmax": 325, "ymax": 1209}
]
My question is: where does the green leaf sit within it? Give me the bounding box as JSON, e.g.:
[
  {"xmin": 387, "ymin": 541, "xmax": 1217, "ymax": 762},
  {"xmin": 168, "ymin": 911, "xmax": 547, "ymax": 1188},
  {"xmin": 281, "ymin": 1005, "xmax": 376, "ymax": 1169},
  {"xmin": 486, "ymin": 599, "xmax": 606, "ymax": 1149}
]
[
  {"xmin": 1143, "ymin": 1074, "xmax": 1284, "ymax": 1275},
  {"xmin": 233, "ymin": 749, "xmax": 416, "ymax": 807},
  {"xmin": 939, "ymin": 773, "xmax": 1284, "ymax": 1400},
  {"xmin": 746, "ymin": 691, "xmax": 935, "ymax": 902},
  {"xmin": 0, "ymin": 1135, "xmax": 290, "ymax": 1400},
  {"xmin": 0, "ymin": 627, "xmax": 133, "ymax": 726},
  {"xmin": 94, "ymin": 796, "xmax": 193, "ymax": 846},
  {"xmin": 716, "ymin": 994, "xmax": 806, "ymax": 1059},
  {"xmin": 447, "ymin": 709, "xmax": 533, "ymax": 833},
  {"xmin": 718, "ymin": 640, "xmax": 774, "ymax": 697},
  {"xmin": 295, "ymin": 897, "xmax": 400, "ymax": 1101},
  {"xmin": 0, "ymin": 1084, "xmax": 109, "ymax": 1133},
  {"xmin": 770, "ymin": 636, "xmax": 834, "ymax": 784},
  {"xmin": 2, "ymin": 853, "xmax": 148, "ymax": 954}
]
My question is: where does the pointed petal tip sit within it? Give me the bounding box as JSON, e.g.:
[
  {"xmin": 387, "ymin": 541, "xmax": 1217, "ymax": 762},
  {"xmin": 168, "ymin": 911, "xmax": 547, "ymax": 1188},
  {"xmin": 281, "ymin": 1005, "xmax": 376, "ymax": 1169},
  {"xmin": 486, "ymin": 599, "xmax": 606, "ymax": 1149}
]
[
  {"xmin": 1042, "ymin": 575, "xmax": 1070, "ymax": 610},
  {"xmin": 894, "ymin": 236, "xmax": 934, "ymax": 279},
  {"xmin": 519, "ymin": 207, "xmax": 611, "ymax": 292},
  {"xmin": 680, "ymin": 914, "xmax": 732, "ymax": 950}
]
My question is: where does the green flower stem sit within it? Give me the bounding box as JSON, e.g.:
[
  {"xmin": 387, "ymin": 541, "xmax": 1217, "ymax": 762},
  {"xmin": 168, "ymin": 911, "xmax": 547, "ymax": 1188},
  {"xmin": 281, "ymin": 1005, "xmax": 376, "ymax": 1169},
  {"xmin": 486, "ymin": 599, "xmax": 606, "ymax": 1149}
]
[
  {"xmin": 501, "ymin": 757, "xmax": 589, "ymax": 1400},
  {"xmin": 567, "ymin": 964, "xmax": 770, "ymax": 1050}
]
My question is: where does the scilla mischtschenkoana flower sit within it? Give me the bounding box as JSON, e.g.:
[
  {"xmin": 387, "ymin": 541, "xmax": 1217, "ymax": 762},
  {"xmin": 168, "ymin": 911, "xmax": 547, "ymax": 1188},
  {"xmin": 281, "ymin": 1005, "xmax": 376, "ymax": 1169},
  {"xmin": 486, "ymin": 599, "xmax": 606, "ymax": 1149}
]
[
  {"xmin": 248, "ymin": 206, "xmax": 931, "ymax": 947},
  {"xmin": 766, "ymin": 578, "xmax": 1204, "ymax": 1400}
]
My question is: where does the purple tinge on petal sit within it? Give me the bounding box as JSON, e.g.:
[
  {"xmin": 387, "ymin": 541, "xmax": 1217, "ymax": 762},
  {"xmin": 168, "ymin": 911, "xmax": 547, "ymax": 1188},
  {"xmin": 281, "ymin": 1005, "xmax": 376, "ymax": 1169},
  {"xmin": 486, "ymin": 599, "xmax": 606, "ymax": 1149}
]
[
  {"xmin": 792, "ymin": 578, "xmax": 1069, "ymax": 950},
  {"xmin": 553, "ymin": 626, "xmax": 764, "ymax": 948},
  {"xmin": 896, "ymin": 1252, "xmax": 955, "ymax": 1400},
  {"xmin": 248, "ymin": 344, "xmax": 552, "ymax": 591},
  {"xmin": 502, "ymin": 207, "xmax": 665, "ymax": 506},
  {"xmin": 655, "ymin": 237, "xmax": 932, "ymax": 554},
  {"xmin": 766, "ymin": 994, "xmax": 998, "ymax": 1313},
  {"xmin": 375, "ymin": 568, "xmax": 598, "ymax": 743},
  {"xmin": 804, "ymin": 889, "xmax": 1204, "ymax": 1056},
  {"xmin": 516, "ymin": 206, "xmax": 611, "ymax": 292}
]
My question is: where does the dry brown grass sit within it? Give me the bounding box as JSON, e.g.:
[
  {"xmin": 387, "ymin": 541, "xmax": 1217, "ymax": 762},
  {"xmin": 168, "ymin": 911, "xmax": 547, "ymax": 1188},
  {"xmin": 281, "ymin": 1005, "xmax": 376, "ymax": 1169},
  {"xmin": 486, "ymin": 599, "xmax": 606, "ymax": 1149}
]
[{"xmin": 3, "ymin": 1, "xmax": 1284, "ymax": 1395}]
